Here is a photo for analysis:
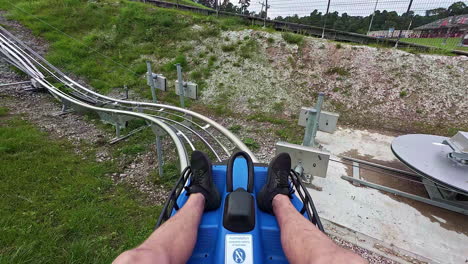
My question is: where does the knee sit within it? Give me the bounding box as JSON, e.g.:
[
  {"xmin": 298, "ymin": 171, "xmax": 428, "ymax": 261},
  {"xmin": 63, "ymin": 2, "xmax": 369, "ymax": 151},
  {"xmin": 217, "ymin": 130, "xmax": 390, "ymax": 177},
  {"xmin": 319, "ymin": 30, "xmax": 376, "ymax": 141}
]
[{"xmin": 113, "ymin": 247, "xmax": 170, "ymax": 264}]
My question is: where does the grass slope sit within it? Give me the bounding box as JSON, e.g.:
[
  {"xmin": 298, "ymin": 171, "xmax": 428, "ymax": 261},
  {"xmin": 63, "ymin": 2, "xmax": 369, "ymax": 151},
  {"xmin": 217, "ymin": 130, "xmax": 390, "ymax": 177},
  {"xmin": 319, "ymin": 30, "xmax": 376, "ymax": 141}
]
[
  {"xmin": 0, "ymin": 111, "xmax": 160, "ymax": 263},
  {"xmin": 0, "ymin": 0, "xmax": 245, "ymax": 102}
]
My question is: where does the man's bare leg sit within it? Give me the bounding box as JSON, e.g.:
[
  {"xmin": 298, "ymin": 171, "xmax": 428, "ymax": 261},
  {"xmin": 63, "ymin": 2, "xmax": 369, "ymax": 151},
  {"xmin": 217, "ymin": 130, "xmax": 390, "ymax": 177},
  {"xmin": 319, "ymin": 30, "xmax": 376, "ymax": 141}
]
[
  {"xmin": 273, "ymin": 194, "xmax": 367, "ymax": 264},
  {"xmin": 113, "ymin": 193, "xmax": 205, "ymax": 264}
]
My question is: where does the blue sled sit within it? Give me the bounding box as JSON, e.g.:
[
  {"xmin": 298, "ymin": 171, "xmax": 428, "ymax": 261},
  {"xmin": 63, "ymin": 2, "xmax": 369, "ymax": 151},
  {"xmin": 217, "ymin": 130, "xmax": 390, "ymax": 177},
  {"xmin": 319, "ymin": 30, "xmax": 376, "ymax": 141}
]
[{"xmin": 156, "ymin": 152, "xmax": 323, "ymax": 264}]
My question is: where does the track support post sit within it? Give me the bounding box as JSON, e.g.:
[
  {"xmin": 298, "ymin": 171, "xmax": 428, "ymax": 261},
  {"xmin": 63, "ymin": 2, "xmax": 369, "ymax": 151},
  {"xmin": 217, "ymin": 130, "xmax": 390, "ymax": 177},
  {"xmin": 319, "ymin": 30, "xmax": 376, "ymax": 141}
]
[
  {"xmin": 303, "ymin": 92, "xmax": 324, "ymax": 147},
  {"xmin": 146, "ymin": 61, "xmax": 158, "ymax": 103},
  {"xmin": 176, "ymin": 63, "xmax": 185, "ymax": 108}
]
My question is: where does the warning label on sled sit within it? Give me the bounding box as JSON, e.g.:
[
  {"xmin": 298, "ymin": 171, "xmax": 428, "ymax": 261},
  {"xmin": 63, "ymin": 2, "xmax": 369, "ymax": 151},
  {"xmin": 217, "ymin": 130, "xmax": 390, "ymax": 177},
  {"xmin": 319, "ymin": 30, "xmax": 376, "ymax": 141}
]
[{"xmin": 225, "ymin": 234, "xmax": 253, "ymax": 264}]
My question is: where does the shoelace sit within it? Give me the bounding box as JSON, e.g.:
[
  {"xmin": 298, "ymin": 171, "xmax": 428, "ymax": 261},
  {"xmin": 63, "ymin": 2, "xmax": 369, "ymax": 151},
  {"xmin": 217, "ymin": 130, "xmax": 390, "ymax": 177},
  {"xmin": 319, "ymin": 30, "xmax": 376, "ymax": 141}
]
[
  {"xmin": 275, "ymin": 169, "xmax": 290, "ymax": 188},
  {"xmin": 276, "ymin": 169, "xmax": 295, "ymax": 196},
  {"xmin": 191, "ymin": 169, "xmax": 205, "ymax": 186}
]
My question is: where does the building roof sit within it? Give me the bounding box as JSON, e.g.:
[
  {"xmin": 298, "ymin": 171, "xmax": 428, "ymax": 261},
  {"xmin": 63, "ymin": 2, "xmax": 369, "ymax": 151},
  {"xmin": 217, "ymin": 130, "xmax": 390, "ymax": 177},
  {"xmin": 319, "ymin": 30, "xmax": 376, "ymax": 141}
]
[{"xmin": 415, "ymin": 14, "xmax": 468, "ymax": 30}]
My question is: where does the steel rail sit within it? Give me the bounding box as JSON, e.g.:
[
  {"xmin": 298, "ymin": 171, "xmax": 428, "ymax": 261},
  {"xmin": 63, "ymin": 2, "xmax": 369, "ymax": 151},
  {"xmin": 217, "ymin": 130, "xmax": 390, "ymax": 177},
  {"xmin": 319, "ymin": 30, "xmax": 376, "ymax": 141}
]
[
  {"xmin": 0, "ymin": 33, "xmax": 206, "ymax": 161},
  {"xmin": 0, "ymin": 28, "xmax": 254, "ymax": 161},
  {"xmin": 63, "ymin": 76, "xmax": 258, "ymax": 161},
  {"xmin": 156, "ymin": 116, "xmax": 222, "ymax": 162},
  {"xmin": 40, "ymin": 77, "xmax": 190, "ymax": 170},
  {"xmin": 0, "ymin": 34, "xmax": 190, "ymax": 171},
  {"xmin": 145, "ymin": 110, "xmax": 231, "ymax": 156}
]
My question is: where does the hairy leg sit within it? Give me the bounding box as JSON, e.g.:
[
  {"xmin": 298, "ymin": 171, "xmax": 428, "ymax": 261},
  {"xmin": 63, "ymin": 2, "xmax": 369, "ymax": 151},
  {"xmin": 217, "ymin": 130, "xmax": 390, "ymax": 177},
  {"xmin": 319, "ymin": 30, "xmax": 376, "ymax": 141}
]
[
  {"xmin": 113, "ymin": 193, "xmax": 205, "ymax": 264},
  {"xmin": 273, "ymin": 194, "xmax": 367, "ymax": 264}
]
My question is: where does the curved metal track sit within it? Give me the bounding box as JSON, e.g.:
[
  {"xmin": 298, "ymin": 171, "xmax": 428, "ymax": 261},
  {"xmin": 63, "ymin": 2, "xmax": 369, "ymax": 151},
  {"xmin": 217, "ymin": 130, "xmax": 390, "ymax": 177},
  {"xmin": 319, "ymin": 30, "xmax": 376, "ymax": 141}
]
[{"xmin": 0, "ymin": 26, "xmax": 258, "ymax": 174}]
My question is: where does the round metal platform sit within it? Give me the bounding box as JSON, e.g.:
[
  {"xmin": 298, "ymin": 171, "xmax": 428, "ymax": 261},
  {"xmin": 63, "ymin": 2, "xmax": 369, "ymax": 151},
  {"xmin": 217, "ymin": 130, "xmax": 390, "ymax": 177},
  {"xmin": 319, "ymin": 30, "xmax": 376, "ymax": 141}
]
[{"xmin": 391, "ymin": 134, "xmax": 468, "ymax": 194}]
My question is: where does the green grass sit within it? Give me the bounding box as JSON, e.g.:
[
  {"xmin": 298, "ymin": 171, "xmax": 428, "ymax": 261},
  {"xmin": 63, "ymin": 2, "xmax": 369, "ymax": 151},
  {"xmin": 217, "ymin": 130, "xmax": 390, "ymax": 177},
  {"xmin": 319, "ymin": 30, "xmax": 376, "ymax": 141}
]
[
  {"xmin": 246, "ymin": 113, "xmax": 288, "ymax": 125},
  {"xmin": 242, "ymin": 137, "xmax": 259, "ymax": 150},
  {"xmin": 0, "ymin": 114, "xmax": 160, "ymax": 263},
  {"xmin": 0, "ymin": 0, "xmax": 246, "ymax": 97},
  {"xmin": 0, "ymin": 106, "xmax": 8, "ymax": 116},
  {"xmin": 401, "ymin": 37, "xmax": 468, "ymax": 52}
]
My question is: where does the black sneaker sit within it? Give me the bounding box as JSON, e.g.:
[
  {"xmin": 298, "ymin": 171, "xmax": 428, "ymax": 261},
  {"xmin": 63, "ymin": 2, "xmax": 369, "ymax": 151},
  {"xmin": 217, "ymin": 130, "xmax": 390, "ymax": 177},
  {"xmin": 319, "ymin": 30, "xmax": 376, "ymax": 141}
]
[
  {"xmin": 185, "ymin": 151, "xmax": 221, "ymax": 211},
  {"xmin": 257, "ymin": 153, "xmax": 292, "ymax": 214}
]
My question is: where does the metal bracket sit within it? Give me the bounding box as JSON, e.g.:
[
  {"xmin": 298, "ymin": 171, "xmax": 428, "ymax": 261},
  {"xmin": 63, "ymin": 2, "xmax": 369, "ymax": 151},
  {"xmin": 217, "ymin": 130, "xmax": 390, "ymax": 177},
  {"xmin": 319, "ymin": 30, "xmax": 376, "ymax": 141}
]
[
  {"xmin": 175, "ymin": 80, "xmax": 198, "ymax": 100},
  {"xmin": 276, "ymin": 141, "xmax": 330, "ymax": 181},
  {"xmin": 109, "ymin": 124, "xmax": 151, "ymax": 144},
  {"xmin": 299, "ymin": 108, "xmax": 340, "ymax": 134},
  {"xmin": 443, "ymin": 131, "xmax": 468, "ymax": 165},
  {"xmin": 147, "ymin": 72, "xmax": 167, "ymax": 92}
]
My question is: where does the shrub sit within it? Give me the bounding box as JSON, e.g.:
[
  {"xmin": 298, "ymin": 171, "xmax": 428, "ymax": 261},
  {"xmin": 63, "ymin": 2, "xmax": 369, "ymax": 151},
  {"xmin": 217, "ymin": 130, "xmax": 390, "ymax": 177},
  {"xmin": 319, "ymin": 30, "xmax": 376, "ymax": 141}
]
[
  {"xmin": 325, "ymin": 66, "xmax": 350, "ymax": 77},
  {"xmin": 229, "ymin": 125, "xmax": 242, "ymax": 133},
  {"xmin": 243, "ymin": 137, "xmax": 259, "ymax": 150},
  {"xmin": 282, "ymin": 32, "xmax": 304, "ymax": 45},
  {"xmin": 221, "ymin": 44, "xmax": 236, "ymax": 52}
]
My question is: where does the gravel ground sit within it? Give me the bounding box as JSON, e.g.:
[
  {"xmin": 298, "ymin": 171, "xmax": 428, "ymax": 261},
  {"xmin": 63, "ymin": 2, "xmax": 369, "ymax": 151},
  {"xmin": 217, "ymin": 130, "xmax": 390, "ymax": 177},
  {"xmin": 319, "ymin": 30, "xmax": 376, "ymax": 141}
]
[
  {"xmin": 0, "ymin": 12, "xmax": 400, "ymax": 263},
  {"xmin": 198, "ymin": 29, "xmax": 468, "ymax": 133}
]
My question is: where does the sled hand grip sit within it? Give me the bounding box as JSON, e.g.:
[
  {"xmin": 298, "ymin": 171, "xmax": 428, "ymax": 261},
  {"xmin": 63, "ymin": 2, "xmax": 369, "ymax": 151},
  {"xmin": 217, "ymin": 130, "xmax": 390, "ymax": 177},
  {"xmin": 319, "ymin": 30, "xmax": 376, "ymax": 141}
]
[{"xmin": 226, "ymin": 151, "xmax": 254, "ymax": 193}]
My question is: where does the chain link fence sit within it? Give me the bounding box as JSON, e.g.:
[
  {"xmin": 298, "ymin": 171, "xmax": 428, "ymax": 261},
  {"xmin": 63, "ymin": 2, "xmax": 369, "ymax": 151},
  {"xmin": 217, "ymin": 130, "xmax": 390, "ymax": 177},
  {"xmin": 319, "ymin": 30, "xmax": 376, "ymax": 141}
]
[{"xmin": 211, "ymin": 0, "xmax": 468, "ymax": 51}]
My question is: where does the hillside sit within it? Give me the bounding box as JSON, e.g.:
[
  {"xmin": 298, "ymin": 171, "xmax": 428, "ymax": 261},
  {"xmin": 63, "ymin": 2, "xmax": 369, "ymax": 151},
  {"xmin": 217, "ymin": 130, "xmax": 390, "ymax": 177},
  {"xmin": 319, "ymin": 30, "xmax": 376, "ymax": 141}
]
[{"xmin": 0, "ymin": 0, "xmax": 466, "ymax": 135}]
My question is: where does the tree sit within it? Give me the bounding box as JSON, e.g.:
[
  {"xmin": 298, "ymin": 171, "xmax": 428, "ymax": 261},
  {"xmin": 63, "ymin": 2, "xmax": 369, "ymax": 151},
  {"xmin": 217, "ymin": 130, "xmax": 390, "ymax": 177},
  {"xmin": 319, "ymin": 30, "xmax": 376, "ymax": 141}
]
[
  {"xmin": 198, "ymin": 0, "xmax": 216, "ymax": 8},
  {"xmin": 238, "ymin": 0, "xmax": 250, "ymax": 14},
  {"xmin": 448, "ymin": 1, "xmax": 468, "ymax": 16}
]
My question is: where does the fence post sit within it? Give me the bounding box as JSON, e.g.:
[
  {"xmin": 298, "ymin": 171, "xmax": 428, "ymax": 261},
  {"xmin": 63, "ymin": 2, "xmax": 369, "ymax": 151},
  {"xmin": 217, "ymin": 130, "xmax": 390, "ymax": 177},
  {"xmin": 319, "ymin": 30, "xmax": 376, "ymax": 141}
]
[
  {"xmin": 367, "ymin": 0, "xmax": 379, "ymax": 35},
  {"xmin": 321, "ymin": 0, "xmax": 331, "ymax": 39},
  {"xmin": 394, "ymin": 0, "xmax": 414, "ymax": 48}
]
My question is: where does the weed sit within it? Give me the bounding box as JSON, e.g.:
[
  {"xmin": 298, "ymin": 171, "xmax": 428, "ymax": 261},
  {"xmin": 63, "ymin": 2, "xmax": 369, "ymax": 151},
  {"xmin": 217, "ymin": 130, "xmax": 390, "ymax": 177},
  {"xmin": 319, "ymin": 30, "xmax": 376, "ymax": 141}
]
[
  {"xmin": 243, "ymin": 36, "xmax": 250, "ymax": 40},
  {"xmin": 400, "ymin": 90, "xmax": 408, "ymax": 97},
  {"xmin": 325, "ymin": 67, "xmax": 350, "ymax": 77},
  {"xmin": 208, "ymin": 55, "xmax": 217, "ymax": 66},
  {"xmin": 336, "ymin": 43, "xmax": 343, "ymax": 49},
  {"xmin": 190, "ymin": 70, "xmax": 202, "ymax": 80},
  {"xmin": 239, "ymin": 39, "xmax": 259, "ymax": 59},
  {"xmin": 243, "ymin": 137, "xmax": 259, "ymax": 150},
  {"xmin": 200, "ymin": 27, "xmax": 220, "ymax": 38},
  {"xmin": 120, "ymin": 144, "xmax": 146, "ymax": 155},
  {"xmin": 267, "ymin": 37, "xmax": 275, "ymax": 44},
  {"xmin": 247, "ymin": 113, "xmax": 287, "ymax": 125},
  {"xmin": 0, "ymin": 106, "xmax": 8, "ymax": 116},
  {"xmin": 282, "ymin": 32, "xmax": 303, "ymax": 45},
  {"xmin": 162, "ymin": 54, "xmax": 188, "ymax": 72},
  {"xmin": 228, "ymin": 125, "xmax": 242, "ymax": 133},
  {"xmin": 272, "ymin": 101, "xmax": 285, "ymax": 113},
  {"xmin": 221, "ymin": 44, "xmax": 236, "ymax": 52}
]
